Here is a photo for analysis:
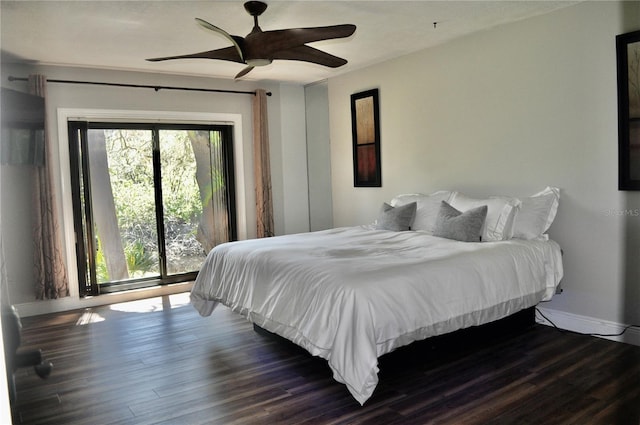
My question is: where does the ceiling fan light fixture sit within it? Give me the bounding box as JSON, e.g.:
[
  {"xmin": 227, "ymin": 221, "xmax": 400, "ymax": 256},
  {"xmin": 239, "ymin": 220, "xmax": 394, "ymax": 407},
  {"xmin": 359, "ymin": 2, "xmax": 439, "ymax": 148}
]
[{"xmin": 246, "ymin": 58, "xmax": 272, "ymax": 67}]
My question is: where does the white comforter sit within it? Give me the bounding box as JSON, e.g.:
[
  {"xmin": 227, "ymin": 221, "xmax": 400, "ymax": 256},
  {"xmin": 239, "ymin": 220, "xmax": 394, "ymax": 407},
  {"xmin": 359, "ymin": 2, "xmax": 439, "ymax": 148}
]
[{"xmin": 190, "ymin": 226, "xmax": 563, "ymax": 405}]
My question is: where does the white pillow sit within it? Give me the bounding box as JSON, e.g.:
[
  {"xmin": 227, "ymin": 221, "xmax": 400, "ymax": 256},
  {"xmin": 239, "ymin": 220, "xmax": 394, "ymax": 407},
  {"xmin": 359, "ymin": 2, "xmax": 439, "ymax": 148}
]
[
  {"xmin": 449, "ymin": 193, "xmax": 520, "ymax": 242},
  {"xmin": 512, "ymin": 187, "xmax": 560, "ymax": 240},
  {"xmin": 390, "ymin": 191, "xmax": 454, "ymax": 234}
]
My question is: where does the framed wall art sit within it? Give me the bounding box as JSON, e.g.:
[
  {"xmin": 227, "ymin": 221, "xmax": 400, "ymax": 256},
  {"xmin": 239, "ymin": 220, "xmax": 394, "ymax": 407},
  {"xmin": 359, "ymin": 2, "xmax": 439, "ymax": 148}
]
[
  {"xmin": 617, "ymin": 29, "xmax": 640, "ymax": 190},
  {"xmin": 351, "ymin": 88, "xmax": 381, "ymax": 187}
]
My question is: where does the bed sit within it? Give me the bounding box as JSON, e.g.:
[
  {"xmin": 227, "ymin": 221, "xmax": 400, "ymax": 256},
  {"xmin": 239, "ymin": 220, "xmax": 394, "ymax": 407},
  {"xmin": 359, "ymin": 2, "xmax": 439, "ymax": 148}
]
[{"xmin": 190, "ymin": 188, "xmax": 564, "ymax": 405}]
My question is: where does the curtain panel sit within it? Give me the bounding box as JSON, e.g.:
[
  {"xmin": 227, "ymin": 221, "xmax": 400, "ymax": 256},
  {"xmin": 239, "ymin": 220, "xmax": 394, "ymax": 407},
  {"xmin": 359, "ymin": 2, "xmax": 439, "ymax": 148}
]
[
  {"xmin": 252, "ymin": 89, "xmax": 274, "ymax": 238},
  {"xmin": 28, "ymin": 74, "xmax": 69, "ymax": 299}
]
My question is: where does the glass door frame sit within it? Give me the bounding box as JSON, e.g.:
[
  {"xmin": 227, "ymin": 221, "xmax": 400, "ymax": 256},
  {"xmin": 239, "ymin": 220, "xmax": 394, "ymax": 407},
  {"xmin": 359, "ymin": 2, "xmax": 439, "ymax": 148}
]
[{"xmin": 68, "ymin": 121, "xmax": 236, "ymax": 296}]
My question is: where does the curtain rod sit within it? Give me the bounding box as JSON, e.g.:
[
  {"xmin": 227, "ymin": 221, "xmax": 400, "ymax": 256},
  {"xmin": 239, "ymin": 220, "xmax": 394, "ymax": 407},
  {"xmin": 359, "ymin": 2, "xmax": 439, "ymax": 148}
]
[{"xmin": 7, "ymin": 76, "xmax": 271, "ymax": 96}]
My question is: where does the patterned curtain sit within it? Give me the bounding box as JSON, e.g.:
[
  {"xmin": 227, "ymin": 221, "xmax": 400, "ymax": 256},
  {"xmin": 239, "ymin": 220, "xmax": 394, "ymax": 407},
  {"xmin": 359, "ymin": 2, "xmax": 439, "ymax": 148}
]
[
  {"xmin": 252, "ymin": 89, "xmax": 274, "ymax": 238},
  {"xmin": 28, "ymin": 74, "xmax": 70, "ymax": 299}
]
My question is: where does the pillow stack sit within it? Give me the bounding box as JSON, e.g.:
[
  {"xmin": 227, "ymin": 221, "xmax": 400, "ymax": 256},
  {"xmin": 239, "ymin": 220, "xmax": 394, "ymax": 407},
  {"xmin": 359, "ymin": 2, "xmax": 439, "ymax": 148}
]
[
  {"xmin": 448, "ymin": 193, "xmax": 520, "ymax": 242},
  {"xmin": 380, "ymin": 187, "xmax": 560, "ymax": 242},
  {"xmin": 447, "ymin": 187, "xmax": 560, "ymax": 241},
  {"xmin": 389, "ymin": 191, "xmax": 454, "ymax": 234}
]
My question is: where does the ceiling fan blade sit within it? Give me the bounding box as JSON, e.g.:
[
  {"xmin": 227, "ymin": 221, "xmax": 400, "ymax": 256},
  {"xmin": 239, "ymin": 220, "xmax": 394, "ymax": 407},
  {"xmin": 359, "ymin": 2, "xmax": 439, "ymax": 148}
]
[
  {"xmin": 234, "ymin": 66, "xmax": 255, "ymax": 79},
  {"xmin": 195, "ymin": 18, "xmax": 245, "ymax": 60},
  {"xmin": 251, "ymin": 24, "xmax": 356, "ymax": 54},
  {"xmin": 272, "ymin": 45, "xmax": 348, "ymax": 68},
  {"xmin": 146, "ymin": 46, "xmax": 244, "ymax": 63}
]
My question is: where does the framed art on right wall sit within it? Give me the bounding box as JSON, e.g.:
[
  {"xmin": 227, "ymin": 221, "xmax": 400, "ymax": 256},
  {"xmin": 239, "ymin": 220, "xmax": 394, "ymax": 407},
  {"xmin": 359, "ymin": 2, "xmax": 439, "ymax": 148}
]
[{"xmin": 617, "ymin": 29, "xmax": 640, "ymax": 190}]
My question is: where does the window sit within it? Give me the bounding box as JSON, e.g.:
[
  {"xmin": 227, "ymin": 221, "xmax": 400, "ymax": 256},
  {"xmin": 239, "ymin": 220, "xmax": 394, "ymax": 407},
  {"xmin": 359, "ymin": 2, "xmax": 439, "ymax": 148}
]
[{"xmin": 68, "ymin": 122, "xmax": 236, "ymax": 296}]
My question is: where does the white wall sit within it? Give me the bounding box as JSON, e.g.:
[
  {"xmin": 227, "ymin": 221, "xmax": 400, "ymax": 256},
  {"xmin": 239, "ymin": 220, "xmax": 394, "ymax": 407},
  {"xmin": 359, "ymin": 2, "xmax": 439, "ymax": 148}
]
[
  {"xmin": 328, "ymin": 1, "xmax": 640, "ymax": 328},
  {"xmin": 305, "ymin": 81, "xmax": 334, "ymax": 231},
  {"xmin": 274, "ymin": 83, "xmax": 310, "ymax": 235}
]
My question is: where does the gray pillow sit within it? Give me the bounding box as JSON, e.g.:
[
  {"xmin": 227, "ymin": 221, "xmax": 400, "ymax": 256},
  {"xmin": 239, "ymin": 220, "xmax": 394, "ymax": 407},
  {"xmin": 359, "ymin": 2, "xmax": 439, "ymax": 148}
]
[
  {"xmin": 433, "ymin": 201, "xmax": 488, "ymax": 242},
  {"xmin": 375, "ymin": 202, "xmax": 417, "ymax": 231}
]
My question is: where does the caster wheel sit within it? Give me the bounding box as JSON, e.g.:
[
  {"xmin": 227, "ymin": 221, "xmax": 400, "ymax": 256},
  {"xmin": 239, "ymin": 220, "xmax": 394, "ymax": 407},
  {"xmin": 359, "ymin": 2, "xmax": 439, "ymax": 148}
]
[{"xmin": 34, "ymin": 361, "xmax": 53, "ymax": 379}]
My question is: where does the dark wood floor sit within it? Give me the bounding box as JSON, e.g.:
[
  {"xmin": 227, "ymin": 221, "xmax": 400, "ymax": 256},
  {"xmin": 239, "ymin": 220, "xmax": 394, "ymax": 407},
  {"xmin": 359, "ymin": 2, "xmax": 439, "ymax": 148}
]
[{"xmin": 8, "ymin": 293, "xmax": 640, "ymax": 425}]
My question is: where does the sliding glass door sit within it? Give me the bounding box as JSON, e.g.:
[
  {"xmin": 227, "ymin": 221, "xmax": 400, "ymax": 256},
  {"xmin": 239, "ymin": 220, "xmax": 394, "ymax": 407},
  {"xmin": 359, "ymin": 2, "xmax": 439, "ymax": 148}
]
[{"xmin": 68, "ymin": 122, "xmax": 236, "ymax": 296}]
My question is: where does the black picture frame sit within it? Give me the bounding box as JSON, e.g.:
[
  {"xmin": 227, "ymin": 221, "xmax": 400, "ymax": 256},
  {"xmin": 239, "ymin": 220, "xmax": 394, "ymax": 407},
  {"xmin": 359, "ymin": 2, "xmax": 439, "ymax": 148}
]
[
  {"xmin": 351, "ymin": 89, "xmax": 381, "ymax": 187},
  {"xmin": 617, "ymin": 29, "xmax": 640, "ymax": 190}
]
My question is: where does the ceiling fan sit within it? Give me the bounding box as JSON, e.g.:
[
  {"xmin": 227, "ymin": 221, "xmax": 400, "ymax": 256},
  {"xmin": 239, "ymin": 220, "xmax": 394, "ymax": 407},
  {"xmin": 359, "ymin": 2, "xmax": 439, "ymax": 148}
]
[{"xmin": 147, "ymin": 1, "xmax": 356, "ymax": 79}]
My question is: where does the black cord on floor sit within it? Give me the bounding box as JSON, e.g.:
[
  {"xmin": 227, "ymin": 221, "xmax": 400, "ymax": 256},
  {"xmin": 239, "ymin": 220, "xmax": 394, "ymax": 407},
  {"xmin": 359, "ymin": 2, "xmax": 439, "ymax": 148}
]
[{"xmin": 535, "ymin": 307, "xmax": 640, "ymax": 338}]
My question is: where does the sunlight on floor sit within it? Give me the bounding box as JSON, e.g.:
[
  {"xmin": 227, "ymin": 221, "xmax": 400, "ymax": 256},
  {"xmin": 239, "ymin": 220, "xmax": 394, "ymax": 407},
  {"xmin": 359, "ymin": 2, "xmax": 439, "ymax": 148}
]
[
  {"xmin": 75, "ymin": 310, "xmax": 105, "ymax": 326},
  {"xmin": 74, "ymin": 292, "xmax": 192, "ymax": 325},
  {"xmin": 108, "ymin": 292, "xmax": 191, "ymax": 313}
]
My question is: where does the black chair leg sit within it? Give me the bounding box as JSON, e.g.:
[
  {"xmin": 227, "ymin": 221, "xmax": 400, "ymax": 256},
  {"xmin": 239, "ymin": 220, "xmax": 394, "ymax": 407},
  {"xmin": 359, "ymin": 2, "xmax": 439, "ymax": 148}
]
[{"xmin": 2, "ymin": 306, "xmax": 53, "ymax": 405}]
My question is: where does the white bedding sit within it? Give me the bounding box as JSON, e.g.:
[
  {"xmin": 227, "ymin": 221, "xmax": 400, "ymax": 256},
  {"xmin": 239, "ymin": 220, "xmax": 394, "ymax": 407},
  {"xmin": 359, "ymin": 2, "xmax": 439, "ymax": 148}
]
[{"xmin": 190, "ymin": 226, "xmax": 564, "ymax": 405}]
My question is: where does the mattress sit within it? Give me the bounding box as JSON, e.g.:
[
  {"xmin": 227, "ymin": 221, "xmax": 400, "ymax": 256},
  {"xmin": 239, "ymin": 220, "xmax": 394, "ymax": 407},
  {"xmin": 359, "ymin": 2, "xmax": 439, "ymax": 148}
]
[{"xmin": 190, "ymin": 225, "xmax": 564, "ymax": 404}]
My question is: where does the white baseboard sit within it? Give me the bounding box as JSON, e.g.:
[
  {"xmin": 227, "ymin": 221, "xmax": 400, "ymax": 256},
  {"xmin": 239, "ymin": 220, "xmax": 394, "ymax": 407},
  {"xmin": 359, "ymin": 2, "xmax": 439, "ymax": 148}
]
[
  {"xmin": 536, "ymin": 307, "xmax": 640, "ymax": 347},
  {"xmin": 14, "ymin": 282, "xmax": 193, "ymax": 317}
]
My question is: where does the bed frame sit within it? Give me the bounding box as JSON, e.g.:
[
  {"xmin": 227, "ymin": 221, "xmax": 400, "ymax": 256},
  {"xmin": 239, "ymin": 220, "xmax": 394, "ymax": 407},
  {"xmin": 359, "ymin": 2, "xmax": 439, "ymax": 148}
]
[{"xmin": 253, "ymin": 306, "xmax": 536, "ymax": 368}]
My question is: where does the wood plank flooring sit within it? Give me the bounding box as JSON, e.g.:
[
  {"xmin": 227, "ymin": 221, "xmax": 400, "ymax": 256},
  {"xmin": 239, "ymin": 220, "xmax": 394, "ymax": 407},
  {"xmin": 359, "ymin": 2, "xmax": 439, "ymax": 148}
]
[{"xmin": 8, "ymin": 293, "xmax": 640, "ymax": 425}]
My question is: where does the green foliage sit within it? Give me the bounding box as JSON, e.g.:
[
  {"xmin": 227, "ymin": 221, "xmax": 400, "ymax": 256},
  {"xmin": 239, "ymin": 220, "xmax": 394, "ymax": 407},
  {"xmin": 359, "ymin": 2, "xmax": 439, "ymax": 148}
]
[
  {"xmin": 104, "ymin": 129, "xmax": 205, "ymax": 227},
  {"xmin": 105, "ymin": 129, "xmax": 157, "ymax": 229},
  {"xmin": 160, "ymin": 130, "xmax": 203, "ymax": 224},
  {"xmin": 94, "ymin": 241, "xmax": 108, "ymax": 283},
  {"xmin": 94, "ymin": 238, "xmax": 157, "ymax": 282},
  {"xmin": 125, "ymin": 241, "xmax": 156, "ymax": 278},
  {"xmin": 90, "ymin": 128, "xmax": 227, "ymax": 284}
]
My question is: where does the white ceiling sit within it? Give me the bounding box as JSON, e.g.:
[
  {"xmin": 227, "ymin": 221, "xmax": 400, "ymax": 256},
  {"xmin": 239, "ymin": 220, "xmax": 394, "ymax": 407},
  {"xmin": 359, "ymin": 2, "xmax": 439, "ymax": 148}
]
[{"xmin": 1, "ymin": 1, "xmax": 579, "ymax": 85}]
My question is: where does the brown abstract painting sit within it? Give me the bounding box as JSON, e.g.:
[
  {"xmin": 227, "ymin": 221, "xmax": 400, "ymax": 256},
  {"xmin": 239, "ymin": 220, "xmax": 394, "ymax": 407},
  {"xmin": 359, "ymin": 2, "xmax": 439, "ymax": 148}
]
[{"xmin": 351, "ymin": 89, "xmax": 381, "ymax": 187}]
